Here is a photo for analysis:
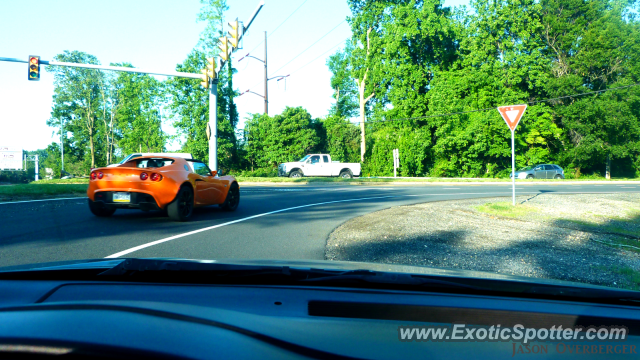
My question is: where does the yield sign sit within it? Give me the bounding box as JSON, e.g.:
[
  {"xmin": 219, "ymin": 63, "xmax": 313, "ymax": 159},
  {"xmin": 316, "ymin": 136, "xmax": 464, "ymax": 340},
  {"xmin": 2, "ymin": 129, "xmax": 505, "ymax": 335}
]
[{"xmin": 497, "ymin": 104, "xmax": 527, "ymax": 131}]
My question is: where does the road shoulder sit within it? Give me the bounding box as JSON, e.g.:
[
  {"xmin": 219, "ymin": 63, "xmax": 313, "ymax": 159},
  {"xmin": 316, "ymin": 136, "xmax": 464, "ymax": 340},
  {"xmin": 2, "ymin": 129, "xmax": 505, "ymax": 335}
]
[{"xmin": 326, "ymin": 193, "xmax": 640, "ymax": 290}]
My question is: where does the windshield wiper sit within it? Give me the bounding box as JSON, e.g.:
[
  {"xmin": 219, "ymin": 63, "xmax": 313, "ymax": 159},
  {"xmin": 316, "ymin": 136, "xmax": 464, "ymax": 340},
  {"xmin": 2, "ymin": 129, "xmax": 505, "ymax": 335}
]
[
  {"xmin": 94, "ymin": 259, "xmax": 640, "ymax": 305},
  {"xmin": 96, "ymin": 259, "xmax": 481, "ymax": 292},
  {"xmin": 1, "ymin": 259, "xmax": 638, "ymax": 306}
]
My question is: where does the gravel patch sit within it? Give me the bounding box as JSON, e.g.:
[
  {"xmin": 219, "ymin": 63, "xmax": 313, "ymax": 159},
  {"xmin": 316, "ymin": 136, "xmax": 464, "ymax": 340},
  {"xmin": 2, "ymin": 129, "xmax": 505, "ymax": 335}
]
[{"xmin": 325, "ymin": 193, "xmax": 640, "ymax": 290}]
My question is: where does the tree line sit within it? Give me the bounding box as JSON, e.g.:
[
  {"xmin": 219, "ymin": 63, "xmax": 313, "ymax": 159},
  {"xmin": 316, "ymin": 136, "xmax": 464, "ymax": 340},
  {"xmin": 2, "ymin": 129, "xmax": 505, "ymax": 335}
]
[{"xmin": 38, "ymin": 0, "xmax": 640, "ymax": 179}]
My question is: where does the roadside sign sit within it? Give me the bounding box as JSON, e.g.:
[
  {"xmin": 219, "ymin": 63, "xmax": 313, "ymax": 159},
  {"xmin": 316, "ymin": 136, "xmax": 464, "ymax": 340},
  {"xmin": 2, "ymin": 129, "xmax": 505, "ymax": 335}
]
[
  {"xmin": 497, "ymin": 104, "xmax": 527, "ymax": 131},
  {"xmin": 0, "ymin": 146, "xmax": 23, "ymax": 170},
  {"xmin": 497, "ymin": 104, "xmax": 527, "ymax": 206}
]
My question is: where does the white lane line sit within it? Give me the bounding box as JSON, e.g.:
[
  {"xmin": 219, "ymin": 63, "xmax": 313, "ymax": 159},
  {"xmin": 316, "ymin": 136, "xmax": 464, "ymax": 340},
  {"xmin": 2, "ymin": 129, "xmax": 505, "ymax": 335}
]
[
  {"xmin": 105, "ymin": 188, "xmax": 640, "ymax": 259},
  {"xmin": 105, "ymin": 191, "xmax": 509, "ymax": 259},
  {"xmin": 442, "ymin": 188, "xmax": 461, "ymax": 189},
  {"xmin": 105, "ymin": 194, "xmax": 395, "ymax": 258},
  {"xmin": 0, "ymin": 197, "xmax": 86, "ymax": 205}
]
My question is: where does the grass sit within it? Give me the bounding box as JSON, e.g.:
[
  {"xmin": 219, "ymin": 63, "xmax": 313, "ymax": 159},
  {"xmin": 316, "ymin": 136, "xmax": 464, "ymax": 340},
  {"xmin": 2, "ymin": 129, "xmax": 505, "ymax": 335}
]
[
  {"xmin": 0, "ymin": 183, "xmax": 88, "ymax": 201},
  {"xmin": 615, "ymin": 267, "xmax": 640, "ymax": 290},
  {"xmin": 32, "ymin": 178, "xmax": 89, "ymax": 184},
  {"xmin": 611, "ymin": 266, "xmax": 640, "ymax": 290},
  {"xmin": 235, "ymin": 176, "xmax": 640, "ymax": 184},
  {"xmin": 474, "ymin": 202, "xmax": 539, "ymax": 218}
]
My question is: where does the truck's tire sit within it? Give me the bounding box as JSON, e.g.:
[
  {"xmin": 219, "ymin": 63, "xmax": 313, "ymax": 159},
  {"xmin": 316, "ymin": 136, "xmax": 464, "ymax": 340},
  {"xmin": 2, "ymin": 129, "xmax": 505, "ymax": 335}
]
[
  {"xmin": 289, "ymin": 170, "xmax": 303, "ymax": 178},
  {"xmin": 220, "ymin": 182, "xmax": 240, "ymax": 212},
  {"xmin": 88, "ymin": 199, "xmax": 116, "ymax": 217},
  {"xmin": 339, "ymin": 170, "xmax": 353, "ymax": 179},
  {"xmin": 167, "ymin": 186, "xmax": 194, "ymax": 222}
]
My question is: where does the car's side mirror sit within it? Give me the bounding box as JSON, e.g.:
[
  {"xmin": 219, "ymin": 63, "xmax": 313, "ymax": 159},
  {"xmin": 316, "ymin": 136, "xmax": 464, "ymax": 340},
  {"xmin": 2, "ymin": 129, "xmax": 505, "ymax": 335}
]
[
  {"xmin": 218, "ymin": 169, "xmax": 223, "ymax": 176},
  {"xmin": 210, "ymin": 170, "xmax": 218, "ymax": 177}
]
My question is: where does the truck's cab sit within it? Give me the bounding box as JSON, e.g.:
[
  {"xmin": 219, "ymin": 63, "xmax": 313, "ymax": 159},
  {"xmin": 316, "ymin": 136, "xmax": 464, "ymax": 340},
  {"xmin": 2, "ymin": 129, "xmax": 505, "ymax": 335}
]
[{"xmin": 278, "ymin": 154, "xmax": 361, "ymax": 178}]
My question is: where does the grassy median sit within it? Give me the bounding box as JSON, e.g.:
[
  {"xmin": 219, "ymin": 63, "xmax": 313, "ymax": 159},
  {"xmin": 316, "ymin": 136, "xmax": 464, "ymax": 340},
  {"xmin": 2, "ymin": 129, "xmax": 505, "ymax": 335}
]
[{"xmin": 0, "ymin": 184, "xmax": 88, "ymax": 202}]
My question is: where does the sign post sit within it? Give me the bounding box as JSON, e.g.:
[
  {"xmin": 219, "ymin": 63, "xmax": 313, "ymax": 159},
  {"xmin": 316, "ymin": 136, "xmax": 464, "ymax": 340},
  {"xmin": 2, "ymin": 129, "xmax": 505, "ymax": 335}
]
[
  {"xmin": 392, "ymin": 149, "xmax": 399, "ymax": 178},
  {"xmin": 497, "ymin": 104, "xmax": 527, "ymax": 206}
]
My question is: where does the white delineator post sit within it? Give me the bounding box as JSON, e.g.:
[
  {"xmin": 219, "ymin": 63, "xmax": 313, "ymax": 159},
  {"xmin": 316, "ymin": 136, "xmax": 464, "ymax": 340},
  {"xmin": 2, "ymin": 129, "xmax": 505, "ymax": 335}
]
[{"xmin": 497, "ymin": 104, "xmax": 527, "ymax": 206}]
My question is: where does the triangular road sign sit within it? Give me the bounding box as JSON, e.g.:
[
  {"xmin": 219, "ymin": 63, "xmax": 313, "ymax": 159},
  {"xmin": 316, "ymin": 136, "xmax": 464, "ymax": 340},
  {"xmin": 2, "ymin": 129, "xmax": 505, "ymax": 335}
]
[{"xmin": 497, "ymin": 104, "xmax": 527, "ymax": 131}]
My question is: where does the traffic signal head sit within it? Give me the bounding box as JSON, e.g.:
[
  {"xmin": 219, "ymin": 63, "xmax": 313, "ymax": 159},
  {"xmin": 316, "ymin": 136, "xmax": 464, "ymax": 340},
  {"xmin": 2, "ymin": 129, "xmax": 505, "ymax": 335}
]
[
  {"xmin": 206, "ymin": 57, "xmax": 216, "ymax": 78},
  {"xmin": 28, "ymin": 56, "xmax": 40, "ymax": 81},
  {"xmin": 199, "ymin": 70, "xmax": 210, "ymax": 89},
  {"xmin": 228, "ymin": 20, "xmax": 240, "ymax": 49},
  {"xmin": 218, "ymin": 37, "xmax": 230, "ymax": 62}
]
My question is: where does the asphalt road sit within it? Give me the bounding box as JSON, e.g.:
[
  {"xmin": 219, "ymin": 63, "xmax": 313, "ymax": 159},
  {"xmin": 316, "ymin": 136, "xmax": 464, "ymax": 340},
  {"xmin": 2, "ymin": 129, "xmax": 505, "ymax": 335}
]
[{"xmin": 1, "ymin": 182, "xmax": 639, "ymax": 269}]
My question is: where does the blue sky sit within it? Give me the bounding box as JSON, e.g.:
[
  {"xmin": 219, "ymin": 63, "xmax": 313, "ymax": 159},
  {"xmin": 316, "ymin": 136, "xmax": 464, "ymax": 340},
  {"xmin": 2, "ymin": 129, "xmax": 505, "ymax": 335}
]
[{"xmin": 0, "ymin": 0, "xmax": 469, "ymax": 151}]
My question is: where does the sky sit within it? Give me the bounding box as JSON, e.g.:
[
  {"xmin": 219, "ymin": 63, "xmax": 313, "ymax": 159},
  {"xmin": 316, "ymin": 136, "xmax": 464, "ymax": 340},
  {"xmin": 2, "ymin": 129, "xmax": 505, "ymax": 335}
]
[{"xmin": 0, "ymin": 0, "xmax": 469, "ymax": 151}]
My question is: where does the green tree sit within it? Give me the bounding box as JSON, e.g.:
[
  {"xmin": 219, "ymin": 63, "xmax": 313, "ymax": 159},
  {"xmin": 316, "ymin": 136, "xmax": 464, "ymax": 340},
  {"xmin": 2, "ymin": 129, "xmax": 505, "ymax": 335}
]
[
  {"xmin": 244, "ymin": 107, "xmax": 322, "ymax": 168},
  {"xmin": 47, "ymin": 50, "xmax": 104, "ymax": 170},
  {"xmin": 327, "ymin": 43, "xmax": 359, "ymax": 118},
  {"xmin": 113, "ymin": 66, "xmax": 167, "ymax": 155},
  {"xmin": 321, "ymin": 115, "xmax": 361, "ymax": 163}
]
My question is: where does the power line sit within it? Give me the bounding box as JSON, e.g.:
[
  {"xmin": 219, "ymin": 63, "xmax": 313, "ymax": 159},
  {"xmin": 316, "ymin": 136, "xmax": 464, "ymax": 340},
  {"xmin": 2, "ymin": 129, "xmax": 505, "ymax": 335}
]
[
  {"xmin": 241, "ymin": 31, "xmax": 347, "ymax": 93},
  {"xmin": 244, "ymin": 0, "xmax": 310, "ymax": 57},
  {"xmin": 269, "ymin": 19, "xmax": 346, "ymax": 76},
  {"xmin": 290, "ymin": 38, "xmax": 348, "ymax": 75},
  {"xmin": 365, "ymin": 82, "xmax": 640, "ymax": 123}
]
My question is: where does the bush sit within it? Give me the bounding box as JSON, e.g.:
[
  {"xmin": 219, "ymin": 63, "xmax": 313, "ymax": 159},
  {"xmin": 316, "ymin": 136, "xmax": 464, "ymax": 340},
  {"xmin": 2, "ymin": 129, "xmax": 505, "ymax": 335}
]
[
  {"xmin": 234, "ymin": 167, "xmax": 278, "ymax": 177},
  {"xmin": 0, "ymin": 171, "xmax": 30, "ymax": 184}
]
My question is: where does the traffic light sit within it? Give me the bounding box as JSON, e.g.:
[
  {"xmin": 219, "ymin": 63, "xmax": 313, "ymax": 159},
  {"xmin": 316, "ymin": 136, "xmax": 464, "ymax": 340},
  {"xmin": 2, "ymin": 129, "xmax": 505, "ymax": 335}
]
[
  {"xmin": 218, "ymin": 37, "xmax": 230, "ymax": 62},
  {"xmin": 200, "ymin": 70, "xmax": 209, "ymax": 89},
  {"xmin": 205, "ymin": 57, "xmax": 216, "ymax": 78},
  {"xmin": 28, "ymin": 55, "xmax": 40, "ymax": 81},
  {"xmin": 228, "ymin": 20, "xmax": 240, "ymax": 49},
  {"xmin": 199, "ymin": 57, "xmax": 217, "ymax": 89}
]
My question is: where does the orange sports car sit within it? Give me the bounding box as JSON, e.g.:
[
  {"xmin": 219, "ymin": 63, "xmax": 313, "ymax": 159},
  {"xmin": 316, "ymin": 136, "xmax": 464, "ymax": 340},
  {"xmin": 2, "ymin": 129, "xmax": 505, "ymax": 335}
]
[{"xmin": 87, "ymin": 156, "xmax": 239, "ymax": 221}]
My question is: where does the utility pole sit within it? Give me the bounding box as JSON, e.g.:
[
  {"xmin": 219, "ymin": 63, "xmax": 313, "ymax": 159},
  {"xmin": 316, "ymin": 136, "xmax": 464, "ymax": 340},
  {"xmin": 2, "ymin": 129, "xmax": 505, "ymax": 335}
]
[
  {"xmin": 264, "ymin": 31, "xmax": 268, "ymax": 115},
  {"xmin": 60, "ymin": 119, "xmax": 64, "ymax": 172}
]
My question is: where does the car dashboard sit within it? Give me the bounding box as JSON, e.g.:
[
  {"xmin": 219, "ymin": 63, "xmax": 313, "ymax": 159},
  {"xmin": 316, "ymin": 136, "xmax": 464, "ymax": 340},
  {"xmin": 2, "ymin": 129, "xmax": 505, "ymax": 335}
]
[{"xmin": 0, "ymin": 279, "xmax": 639, "ymax": 359}]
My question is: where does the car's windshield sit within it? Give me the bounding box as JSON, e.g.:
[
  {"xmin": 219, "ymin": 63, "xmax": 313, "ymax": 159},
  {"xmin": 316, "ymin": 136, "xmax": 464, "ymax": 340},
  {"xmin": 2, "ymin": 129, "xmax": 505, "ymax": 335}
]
[
  {"xmin": 2, "ymin": 0, "xmax": 639, "ymax": 303},
  {"xmin": 135, "ymin": 158, "xmax": 174, "ymax": 168}
]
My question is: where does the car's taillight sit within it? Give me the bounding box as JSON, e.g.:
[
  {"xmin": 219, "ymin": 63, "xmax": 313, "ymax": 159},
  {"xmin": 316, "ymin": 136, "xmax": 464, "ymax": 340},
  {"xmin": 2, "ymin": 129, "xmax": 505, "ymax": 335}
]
[
  {"xmin": 90, "ymin": 172, "xmax": 97, "ymax": 180},
  {"xmin": 97, "ymin": 171, "xmax": 104, "ymax": 179},
  {"xmin": 140, "ymin": 172, "xmax": 149, "ymax": 180},
  {"xmin": 150, "ymin": 173, "xmax": 162, "ymax": 181}
]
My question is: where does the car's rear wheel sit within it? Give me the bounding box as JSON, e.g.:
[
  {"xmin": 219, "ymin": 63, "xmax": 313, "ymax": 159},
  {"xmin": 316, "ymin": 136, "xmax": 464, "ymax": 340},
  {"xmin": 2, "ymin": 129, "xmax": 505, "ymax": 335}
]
[
  {"xmin": 526, "ymin": 174, "xmax": 534, "ymax": 179},
  {"xmin": 167, "ymin": 186, "xmax": 194, "ymax": 222},
  {"xmin": 220, "ymin": 182, "xmax": 240, "ymax": 212},
  {"xmin": 88, "ymin": 199, "xmax": 116, "ymax": 217},
  {"xmin": 289, "ymin": 170, "xmax": 303, "ymax": 178},
  {"xmin": 339, "ymin": 170, "xmax": 353, "ymax": 179},
  {"xmin": 555, "ymin": 174, "xmax": 563, "ymax": 179}
]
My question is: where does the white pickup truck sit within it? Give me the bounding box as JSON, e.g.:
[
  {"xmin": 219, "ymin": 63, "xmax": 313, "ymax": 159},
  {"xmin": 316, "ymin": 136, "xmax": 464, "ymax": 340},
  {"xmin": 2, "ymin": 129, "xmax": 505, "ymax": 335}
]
[{"xmin": 278, "ymin": 154, "xmax": 361, "ymax": 178}]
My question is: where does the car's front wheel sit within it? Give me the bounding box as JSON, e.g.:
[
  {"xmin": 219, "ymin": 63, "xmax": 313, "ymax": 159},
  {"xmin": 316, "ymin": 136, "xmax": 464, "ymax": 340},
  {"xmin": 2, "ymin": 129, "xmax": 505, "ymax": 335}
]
[
  {"xmin": 220, "ymin": 182, "xmax": 240, "ymax": 212},
  {"xmin": 88, "ymin": 199, "xmax": 116, "ymax": 217},
  {"xmin": 526, "ymin": 174, "xmax": 534, "ymax": 179},
  {"xmin": 289, "ymin": 170, "xmax": 303, "ymax": 178},
  {"xmin": 555, "ymin": 174, "xmax": 563, "ymax": 179},
  {"xmin": 167, "ymin": 186, "xmax": 194, "ymax": 222}
]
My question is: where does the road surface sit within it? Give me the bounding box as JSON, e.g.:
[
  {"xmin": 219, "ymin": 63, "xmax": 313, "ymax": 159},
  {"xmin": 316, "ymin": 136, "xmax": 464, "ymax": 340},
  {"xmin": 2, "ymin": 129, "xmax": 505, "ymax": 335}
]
[{"xmin": 0, "ymin": 182, "xmax": 638, "ymax": 269}]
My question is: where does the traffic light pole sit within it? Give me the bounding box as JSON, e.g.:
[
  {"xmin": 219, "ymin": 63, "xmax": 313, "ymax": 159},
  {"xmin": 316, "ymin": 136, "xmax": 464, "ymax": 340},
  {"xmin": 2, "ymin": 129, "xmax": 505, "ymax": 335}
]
[{"xmin": 209, "ymin": 78, "xmax": 218, "ymax": 172}]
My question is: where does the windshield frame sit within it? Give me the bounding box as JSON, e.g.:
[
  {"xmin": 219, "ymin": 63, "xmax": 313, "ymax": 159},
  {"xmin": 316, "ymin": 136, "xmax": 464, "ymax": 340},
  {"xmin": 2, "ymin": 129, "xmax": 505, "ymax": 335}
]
[{"xmin": 299, "ymin": 155, "xmax": 310, "ymax": 162}]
